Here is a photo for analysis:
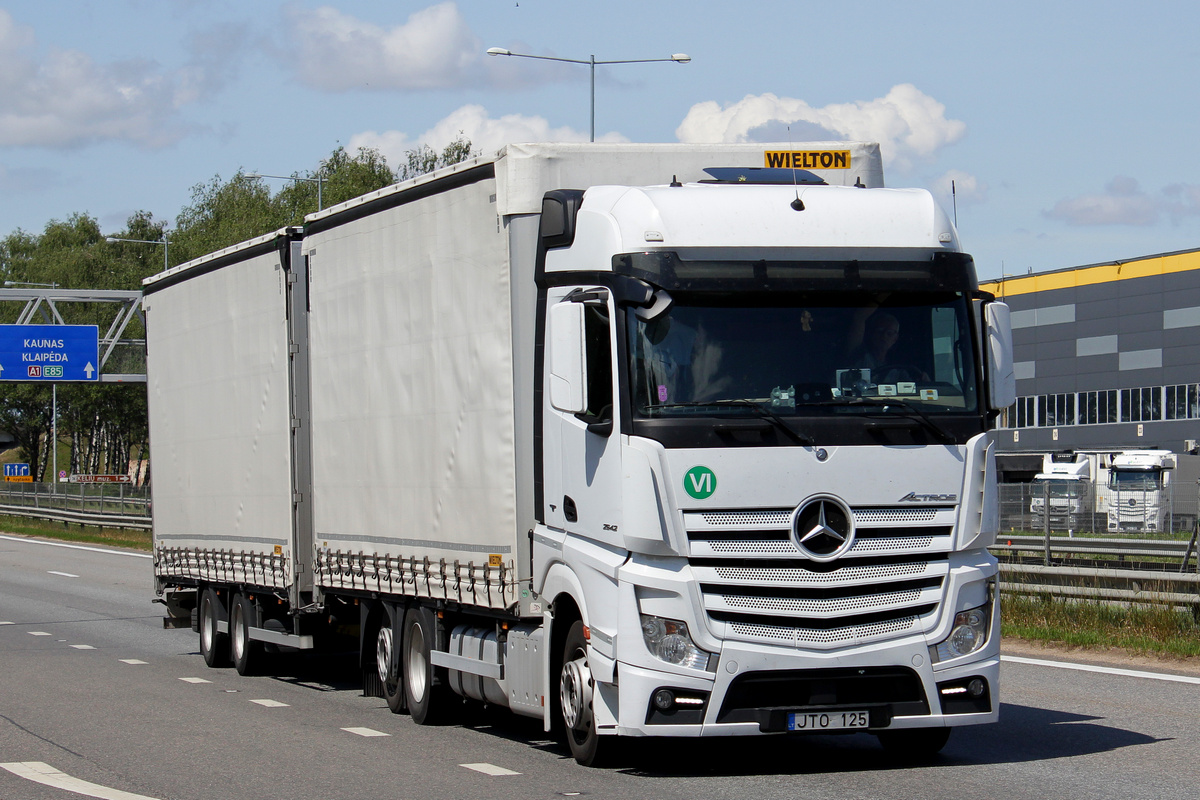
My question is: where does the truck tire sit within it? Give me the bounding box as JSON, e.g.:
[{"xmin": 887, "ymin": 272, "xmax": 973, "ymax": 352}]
[
  {"xmin": 230, "ymin": 593, "xmax": 264, "ymax": 676},
  {"xmin": 559, "ymin": 619, "xmax": 612, "ymax": 767},
  {"xmin": 877, "ymin": 726, "xmax": 951, "ymax": 759},
  {"xmin": 376, "ymin": 607, "xmax": 406, "ymax": 714},
  {"xmin": 403, "ymin": 607, "xmax": 450, "ymax": 724},
  {"xmin": 199, "ymin": 587, "xmax": 229, "ymax": 668}
]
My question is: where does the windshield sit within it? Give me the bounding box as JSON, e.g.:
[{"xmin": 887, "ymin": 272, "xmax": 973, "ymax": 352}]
[
  {"xmin": 1111, "ymin": 470, "xmax": 1162, "ymax": 490},
  {"xmin": 627, "ymin": 291, "xmax": 978, "ymax": 417},
  {"xmin": 1033, "ymin": 479, "xmax": 1088, "ymax": 498}
]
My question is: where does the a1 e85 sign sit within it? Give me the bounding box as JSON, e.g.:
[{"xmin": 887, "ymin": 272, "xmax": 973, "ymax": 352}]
[{"xmin": 0, "ymin": 324, "xmax": 100, "ymax": 382}]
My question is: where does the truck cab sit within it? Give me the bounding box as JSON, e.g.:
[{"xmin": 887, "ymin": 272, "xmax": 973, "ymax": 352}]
[{"xmin": 535, "ymin": 172, "xmax": 1014, "ymax": 761}]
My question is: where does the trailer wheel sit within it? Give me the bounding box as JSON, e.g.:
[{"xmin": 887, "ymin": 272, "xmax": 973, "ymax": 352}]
[
  {"xmin": 559, "ymin": 619, "xmax": 610, "ymax": 766},
  {"xmin": 230, "ymin": 594, "xmax": 264, "ymax": 676},
  {"xmin": 402, "ymin": 607, "xmax": 449, "ymax": 724},
  {"xmin": 877, "ymin": 727, "xmax": 951, "ymax": 759},
  {"xmin": 376, "ymin": 609, "xmax": 406, "ymax": 714},
  {"xmin": 199, "ymin": 587, "xmax": 229, "ymax": 668}
]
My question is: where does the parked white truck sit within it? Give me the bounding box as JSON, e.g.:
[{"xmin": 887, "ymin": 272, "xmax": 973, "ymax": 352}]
[
  {"xmin": 1107, "ymin": 450, "xmax": 1179, "ymax": 533},
  {"xmin": 145, "ymin": 142, "xmax": 1015, "ymax": 765},
  {"xmin": 1029, "ymin": 451, "xmax": 1115, "ymax": 533}
]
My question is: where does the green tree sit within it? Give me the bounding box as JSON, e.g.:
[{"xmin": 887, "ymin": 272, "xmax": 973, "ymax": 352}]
[
  {"xmin": 169, "ymin": 172, "xmax": 279, "ymax": 266},
  {"xmin": 396, "ymin": 134, "xmax": 480, "ymax": 182}
]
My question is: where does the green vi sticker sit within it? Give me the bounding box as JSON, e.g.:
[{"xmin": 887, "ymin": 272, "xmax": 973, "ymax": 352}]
[{"xmin": 683, "ymin": 466, "xmax": 717, "ymax": 500}]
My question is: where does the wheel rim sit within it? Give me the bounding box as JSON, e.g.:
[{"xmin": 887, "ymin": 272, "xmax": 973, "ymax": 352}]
[
  {"xmin": 406, "ymin": 623, "xmax": 427, "ymax": 703},
  {"xmin": 560, "ymin": 651, "xmax": 593, "ymax": 733},
  {"xmin": 376, "ymin": 626, "xmax": 394, "ymax": 685},
  {"xmin": 200, "ymin": 595, "xmax": 214, "ymax": 652},
  {"xmin": 232, "ymin": 603, "xmax": 245, "ymax": 661}
]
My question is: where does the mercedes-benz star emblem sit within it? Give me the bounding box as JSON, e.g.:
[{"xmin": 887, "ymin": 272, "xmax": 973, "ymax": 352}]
[{"xmin": 791, "ymin": 496, "xmax": 855, "ymax": 562}]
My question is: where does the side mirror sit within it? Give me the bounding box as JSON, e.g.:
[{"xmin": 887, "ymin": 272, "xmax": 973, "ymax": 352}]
[
  {"xmin": 984, "ymin": 302, "xmax": 1016, "ymax": 410},
  {"xmin": 549, "ymin": 301, "xmax": 587, "ymax": 414}
]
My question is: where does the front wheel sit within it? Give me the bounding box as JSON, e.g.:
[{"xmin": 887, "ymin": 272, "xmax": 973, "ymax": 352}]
[{"xmin": 559, "ymin": 619, "xmax": 614, "ymax": 767}]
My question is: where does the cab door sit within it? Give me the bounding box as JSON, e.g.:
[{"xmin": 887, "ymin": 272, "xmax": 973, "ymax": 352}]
[{"xmin": 544, "ymin": 286, "xmax": 624, "ymax": 548}]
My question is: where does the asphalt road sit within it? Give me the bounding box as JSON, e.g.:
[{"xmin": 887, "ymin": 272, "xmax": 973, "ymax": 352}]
[{"xmin": 2, "ymin": 532, "xmax": 1198, "ymax": 800}]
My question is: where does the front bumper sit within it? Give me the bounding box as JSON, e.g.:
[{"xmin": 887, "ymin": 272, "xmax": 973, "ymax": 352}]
[{"xmin": 611, "ymin": 637, "xmax": 999, "ymax": 737}]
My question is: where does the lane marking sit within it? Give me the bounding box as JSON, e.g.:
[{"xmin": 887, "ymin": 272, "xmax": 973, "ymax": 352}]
[
  {"xmin": 120, "ymin": 659, "xmax": 148, "ymax": 665},
  {"xmin": 178, "ymin": 677, "xmax": 211, "ymax": 684},
  {"xmin": 460, "ymin": 763, "xmax": 521, "ymax": 776},
  {"xmin": 249, "ymin": 699, "xmax": 289, "ymax": 707},
  {"xmin": 70, "ymin": 644, "xmax": 97, "ymax": 650},
  {"xmin": 0, "ymin": 533, "xmax": 152, "ymax": 559},
  {"xmin": 0, "ymin": 761, "xmax": 161, "ymax": 800},
  {"xmin": 1, "ymin": 620, "xmax": 14, "ymax": 625},
  {"xmin": 28, "ymin": 631, "xmax": 52, "ymax": 636},
  {"xmin": 1002, "ymin": 655, "xmax": 1200, "ymax": 685},
  {"xmin": 342, "ymin": 727, "xmax": 390, "ymax": 737},
  {"xmin": 48, "ymin": 570, "xmax": 80, "ymax": 578}
]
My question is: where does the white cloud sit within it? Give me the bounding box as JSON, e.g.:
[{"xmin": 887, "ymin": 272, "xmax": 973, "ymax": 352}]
[
  {"xmin": 349, "ymin": 104, "xmax": 627, "ymax": 164},
  {"xmin": 1045, "ymin": 177, "xmax": 1166, "ymax": 226},
  {"xmin": 283, "ymin": 2, "xmax": 480, "ymax": 91},
  {"xmin": 0, "ymin": 9, "xmax": 235, "ymax": 149},
  {"xmin": 675, "ymin": 84, "xmax": 966, "ymax": 171}
]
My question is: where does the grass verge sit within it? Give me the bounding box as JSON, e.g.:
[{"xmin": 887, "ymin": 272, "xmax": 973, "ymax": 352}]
[
  {"xmin": 0, "ymin": 514, "xmax": 151, "ymax": 552},
  {"xmin": 1002, "ymin": 592, "xmax": 1200, "ymax": 658}
]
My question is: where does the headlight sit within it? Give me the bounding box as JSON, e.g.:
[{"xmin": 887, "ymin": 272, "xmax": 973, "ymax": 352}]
[
  {"xmin": 926, "ymin": 578, "xmax": 993, "ymax": 666},
  {"xmin": 931, "ymin": 598, "xmax": 992, "ymax": 664},
  {"xmin": 640, "ymin": 614, "xmax": 713, "ymax": 670}
]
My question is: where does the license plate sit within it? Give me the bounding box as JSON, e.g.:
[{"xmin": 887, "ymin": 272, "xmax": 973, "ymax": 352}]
[{"xmin": 787, "ymin": 710, "xmax": 870, "ymax": 731}]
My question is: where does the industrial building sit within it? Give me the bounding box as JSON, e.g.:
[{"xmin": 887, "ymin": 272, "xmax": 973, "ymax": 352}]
[{"xmin": 981, "ymin": 246, "xmax": 1200, "ymax": 467}]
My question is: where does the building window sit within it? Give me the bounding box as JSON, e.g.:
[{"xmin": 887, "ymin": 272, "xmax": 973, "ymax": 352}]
[
  {"xmin": 1014, "ymin": 396, "xmax": 1036, "ymax": 428},
  {"xmin": 1080, "ymin": 389, "xmax": 1117, "ymax": 424},
  {"xmin": 1166, "ymin": 384, "xmax": 1200, "ymax": 420},
  {"xmin": 1038, "ymin": 393, "xmax": 1075, "ymax": 426},
  {"xmin": 1121, "ymin": 387, "xmax": 1161, "ymax": 422}
]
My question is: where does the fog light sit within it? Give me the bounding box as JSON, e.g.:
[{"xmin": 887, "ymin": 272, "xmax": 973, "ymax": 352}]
[
  {"xmin": 653, "ymin": 689, "xmax": 675, "ymax": 710},
  {"xmin": 968, "ymin": 678, "xmax": 985, "ymax": 697}
]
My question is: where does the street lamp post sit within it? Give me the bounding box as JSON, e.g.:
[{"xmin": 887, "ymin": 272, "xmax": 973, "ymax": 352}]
[
  {"xmin": 105, "ymin": 236, "xmax": 168, "ymax": 272},
  {"xmin": 248, "ymin": 173, "xmax": 324, "ymax": 211},
  {"xmin": 486, "ymin": 47, "xmax": 691, "ymax": 142}
]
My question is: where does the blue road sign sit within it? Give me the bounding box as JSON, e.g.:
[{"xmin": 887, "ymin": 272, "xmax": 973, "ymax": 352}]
[
  {"xmin": 0, "ymin": 324, "xmax": 100, "ymax": 382},
  {"xmin": 3, "ymin": 463, "xmax": 30, "ymax": 477}
]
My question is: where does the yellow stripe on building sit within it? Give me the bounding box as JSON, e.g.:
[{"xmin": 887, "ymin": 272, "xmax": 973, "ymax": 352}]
[{"xmin": 981, "ymin": 248, "xmax": 1200, "ymax": 298}]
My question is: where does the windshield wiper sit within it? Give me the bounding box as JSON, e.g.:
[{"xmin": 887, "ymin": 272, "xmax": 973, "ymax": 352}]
[
  {"xmin": 818, "ymin": 396, "xmax": 956, "ymax": 444},
  {"xmin": 646, "ymin": 400, "xmax": 814, "ymax": 445}
]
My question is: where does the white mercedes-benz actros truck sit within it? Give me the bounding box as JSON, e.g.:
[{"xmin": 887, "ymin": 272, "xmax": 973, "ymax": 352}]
[{"xmin": 145, "ymin": 142, "xmax": 1015, "ymax": 766}]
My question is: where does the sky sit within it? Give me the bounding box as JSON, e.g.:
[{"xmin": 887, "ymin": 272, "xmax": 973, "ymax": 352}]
[{"xmin": 1, "ymin": 0, "xmax": 1198, "ymax": 282}]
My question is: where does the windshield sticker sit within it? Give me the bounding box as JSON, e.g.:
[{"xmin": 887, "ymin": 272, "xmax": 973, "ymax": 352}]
[
  {"xmin": 920, "ymin": 389, "xmax": 939, "ymax": 400},
  {"xmin": 658, "ymin": 384, "xmax": 669, "ymax": 402},
  {"xmin": 684, "ymin": 466, "xmax": 717, "ymax": 500}
]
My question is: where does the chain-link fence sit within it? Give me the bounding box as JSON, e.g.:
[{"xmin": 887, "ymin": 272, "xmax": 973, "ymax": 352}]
[{"xmin": 999, "ymin": 481, "xmax": 1199, "ymax": 536}]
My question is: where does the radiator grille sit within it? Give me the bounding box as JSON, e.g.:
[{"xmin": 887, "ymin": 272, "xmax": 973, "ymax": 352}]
[{"xmin": 686, "ymin": 504, "xmax": 954, "ymax": 650}]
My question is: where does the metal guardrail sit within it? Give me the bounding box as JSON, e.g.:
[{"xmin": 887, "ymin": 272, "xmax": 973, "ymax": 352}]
[
  {"xmin": 991, "ymin": 535, "xmax": 1196, "ymax": 561},
  {"xmin": 1000, "ymin": 563, "xmax": 1200, "ymax": 608},
  {"xmin": 0, "ymin": 502, "xmax": 150, "ymax": 530},
  {"xmin": 0, "ymin": 482, "xmax": 150, "ymax": 531}
]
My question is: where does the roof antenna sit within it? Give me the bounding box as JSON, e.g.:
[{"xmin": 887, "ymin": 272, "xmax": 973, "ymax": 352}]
[
  {"xmin": 952, "ymin": 179, "xmax": 958, "ymax": 227},
  {"xmin": 787, "ymin": 125, "xmax": 805, "ymax": 211}
]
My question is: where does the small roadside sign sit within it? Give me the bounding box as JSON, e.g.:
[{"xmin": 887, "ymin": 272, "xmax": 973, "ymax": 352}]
[
  {"xmin": 0, "ymin": 324, "xmax": 100, "ymax": 382},
  {"xmin": 4, "ymin": 463, "xmax": 32, "ymax": 482},
  {"xmin": 68, "ymin": 474, "xmax": 132, "ymax": 484}
]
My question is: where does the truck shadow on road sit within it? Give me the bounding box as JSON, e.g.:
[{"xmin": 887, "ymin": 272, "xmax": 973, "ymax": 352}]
[{"xmin": 457, "ymin": 701, "xmax": 1163, "ymax": 776}]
